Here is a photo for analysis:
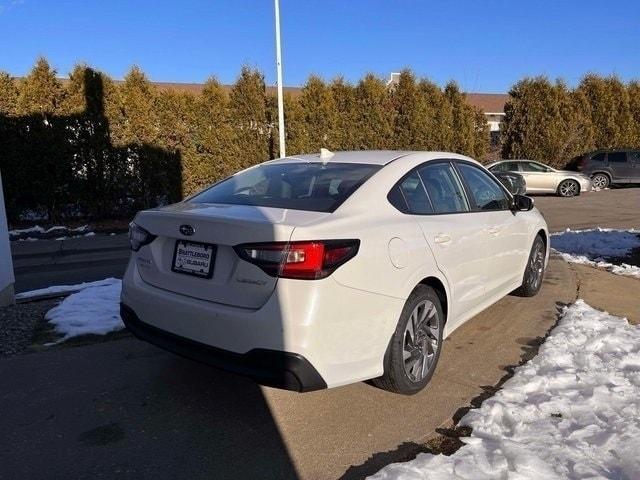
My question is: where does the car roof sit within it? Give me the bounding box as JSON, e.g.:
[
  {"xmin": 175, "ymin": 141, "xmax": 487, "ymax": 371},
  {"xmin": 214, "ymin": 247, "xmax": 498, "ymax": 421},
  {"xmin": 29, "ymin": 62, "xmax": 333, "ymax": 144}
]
[{"xmin": 270, "ymin": 150, "xmax": 475, "ymax": 166}]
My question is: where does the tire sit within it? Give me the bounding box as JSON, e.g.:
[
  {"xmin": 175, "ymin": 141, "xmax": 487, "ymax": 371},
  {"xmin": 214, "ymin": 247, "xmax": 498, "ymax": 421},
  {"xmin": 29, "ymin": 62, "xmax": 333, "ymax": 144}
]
[
  {"xmin": 557, "ymin": 179, "xmax": 580, "ymax": 197},
  {"xmin": 591, "ymin": 173, "xmax": 610, "ymax": 190},
  {"xmin": 373, "ymin": 285, "xmax": 444, "ymax": 395},
  {"xmin": 514, "ymin": 235, "xmax": 546, "ymax": 297}
]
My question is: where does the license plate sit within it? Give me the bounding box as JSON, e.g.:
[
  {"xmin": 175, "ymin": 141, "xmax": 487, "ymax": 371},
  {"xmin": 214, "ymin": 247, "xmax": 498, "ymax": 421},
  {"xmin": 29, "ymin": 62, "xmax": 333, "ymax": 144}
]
[{"xmin": 172, "ymin": 240, "xmax": 216, "ymax": 278}]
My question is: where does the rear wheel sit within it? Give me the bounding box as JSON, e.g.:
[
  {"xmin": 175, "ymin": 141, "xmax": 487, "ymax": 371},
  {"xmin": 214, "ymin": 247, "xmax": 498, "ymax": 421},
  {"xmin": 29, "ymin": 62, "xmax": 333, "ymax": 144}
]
[
  {"xmin": 591, "ymin": 173, "xmax": 610, "ymax": 189},
  {"xmin": 373, "ymin": 285, "xmax": 444, "ymax": 395},
  {"xmin": 557, "ymin": 179, "xmax": 580, "ymax": 197},
  {"xmin": 514, "ymin": 235, "xmax": 546, "ymax": 297}
]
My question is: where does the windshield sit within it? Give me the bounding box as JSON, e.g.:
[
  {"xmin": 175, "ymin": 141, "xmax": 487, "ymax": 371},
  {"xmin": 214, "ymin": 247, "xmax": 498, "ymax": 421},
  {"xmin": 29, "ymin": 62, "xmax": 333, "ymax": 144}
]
[{"xmin": 189, "ymin": 162, "xmax": 381, "ymax": 213}]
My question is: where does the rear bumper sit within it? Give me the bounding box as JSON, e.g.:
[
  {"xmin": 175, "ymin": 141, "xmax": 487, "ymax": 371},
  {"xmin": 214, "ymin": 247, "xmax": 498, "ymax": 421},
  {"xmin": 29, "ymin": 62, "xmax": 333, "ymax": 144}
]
[{"xmin": 120, "ymin": 303, "xmax": 327, "ymax": 392}]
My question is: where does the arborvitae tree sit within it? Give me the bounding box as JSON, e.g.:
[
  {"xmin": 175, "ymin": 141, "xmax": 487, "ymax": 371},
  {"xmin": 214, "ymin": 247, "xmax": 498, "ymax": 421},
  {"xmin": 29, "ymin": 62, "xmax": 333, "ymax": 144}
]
[
  {"xmin": 472, "ymin": 108, "xmax": 490, "ymax": 161},
  {"xmin": 0, "ymin": 72, "xmax": 18, "ymax": 115},
  {"xmin": 391, "ymin": 70, "xmax": 448, "ymax": 151},
  {"xmin": 554, "ymin": 85, "xmax": 594, "ymax": 166},
  {"xmin": 60, "ymin": 65, "xmax": 116, "ymax": 217},
  {"xmin": 298, "ymin": 75, "xmax": 336, "ymax": 152},
  {"xmin": 185, "ymin": 77, "xmax": 235, "ymax": 194},
  {"xmin": 445, "ymin": 82, "xmax": 479, "ymax": 157},
  {"xmin": 113, "ymin": 67, "xmax": 180, "ymax": 207},
  {"xmin": 278, "ymin": 92, "xmax": 307, "ymax": 156},
  {"xmin": 353, "ymin": 74, "xmax": 394, "ymax": 149},
  {"xmin": 628, "ymin": 81, "xmax": 640, "ymax": 148},
  {"xmin": 418, "ymin": 79, "xmax": 454, "ymax": 150},
  {"xmin": 331, "ymin": 77, "xmax": 358, "ymax": 151},
  {"xmin": 16, "ymin": 57, "xmax": 63, "ymax": 116},
  {"xmin": 229, "ymin": 66, "xmax": 270, "ymax": 169},
  {"xmin": 578, "ymin": 75, "xmax": 631, "ymax": 149},
  {"xmin": 15, "ymin": 57, "xmax": 69, "ymax": 219},
  {"xmin": 0, "ymin": 72, "xmax": 19, "ymax": 219},
  {"xmin": 502, "ymin": 77, "xmax": 595, "ymax": 167}
]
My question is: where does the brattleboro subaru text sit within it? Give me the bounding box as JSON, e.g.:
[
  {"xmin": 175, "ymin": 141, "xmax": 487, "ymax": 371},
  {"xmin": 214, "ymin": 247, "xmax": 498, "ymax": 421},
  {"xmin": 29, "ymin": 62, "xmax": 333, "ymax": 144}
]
[{"xmin": 121, "ymin": 150, "xmax": 548, "ymax": 395}]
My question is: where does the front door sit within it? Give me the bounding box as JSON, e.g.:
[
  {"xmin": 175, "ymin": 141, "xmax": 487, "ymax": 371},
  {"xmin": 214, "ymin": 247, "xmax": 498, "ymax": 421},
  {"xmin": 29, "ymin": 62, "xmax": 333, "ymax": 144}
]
[{"xmin": 519, "ymin": 161, "xmax": 554, "ymax": 192}]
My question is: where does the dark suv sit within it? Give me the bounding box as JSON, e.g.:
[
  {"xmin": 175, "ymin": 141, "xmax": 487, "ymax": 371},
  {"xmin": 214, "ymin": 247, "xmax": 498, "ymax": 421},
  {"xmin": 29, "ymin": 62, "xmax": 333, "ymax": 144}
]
[{"xmin": 579, "ymin": 149, "xmax": 640, "ymax": 189}]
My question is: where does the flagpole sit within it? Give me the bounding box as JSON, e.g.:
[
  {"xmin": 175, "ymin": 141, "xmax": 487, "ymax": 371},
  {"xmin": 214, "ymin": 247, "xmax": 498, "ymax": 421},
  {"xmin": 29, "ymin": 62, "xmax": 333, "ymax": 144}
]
[{"xmin": 274, "ymin": 0, "xmax": 286, "ymax": 157}]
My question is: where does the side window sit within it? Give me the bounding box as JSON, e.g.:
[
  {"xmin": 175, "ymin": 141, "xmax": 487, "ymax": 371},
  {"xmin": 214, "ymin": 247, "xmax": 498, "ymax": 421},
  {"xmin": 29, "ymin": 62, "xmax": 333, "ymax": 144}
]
[
  {"xmin": 521, "ymin": 162, "xmax": 548, "ymax": 172},
  {"xmin": 489, "ymin": 163, "xmax": 507, "ymax": 172},
  {"xmin": 418, "ymin": 163, "xmax": 469, "ymax": 214},
  {"xmin": 630, "ymin": 152, "xmax": 640, "ymax": 164},
  {"xmin": 456, "ymin": 163, "xmax": 511, "ymax": 211},
  {"xmin": 591, "ymin": 152, "xmax": 605, "ymax": 163},
  {"xmin": 607, "ymin": 152, "xmax": 627, "ymax": 163},
  {"xmin": 397, "ymin": 172, "xmax": 433, "ymax": 214},
  {"xmin": 503, "ymin": 162, "xmax": 520, "ymax": 172}
]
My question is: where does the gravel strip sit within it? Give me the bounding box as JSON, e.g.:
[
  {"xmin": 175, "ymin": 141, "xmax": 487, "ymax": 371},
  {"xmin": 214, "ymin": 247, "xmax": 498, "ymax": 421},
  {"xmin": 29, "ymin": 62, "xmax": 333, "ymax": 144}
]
[{"xmin": 0, "ymin": 299, "xmax": 59, "ymax": 356}]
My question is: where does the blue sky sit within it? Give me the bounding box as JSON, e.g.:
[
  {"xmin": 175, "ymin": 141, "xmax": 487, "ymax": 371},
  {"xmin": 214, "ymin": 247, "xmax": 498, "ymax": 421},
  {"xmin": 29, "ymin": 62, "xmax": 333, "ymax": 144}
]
[{"xmin": 0, "ymin": 0, "xmax": 638, "ymax": 92}]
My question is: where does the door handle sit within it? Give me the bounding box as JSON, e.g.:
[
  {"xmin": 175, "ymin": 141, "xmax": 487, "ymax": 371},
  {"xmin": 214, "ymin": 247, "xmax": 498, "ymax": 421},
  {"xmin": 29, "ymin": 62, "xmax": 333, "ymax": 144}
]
[
  {"xmin": 434, "ymin": 234, "xmax": 452, "ymax": 245},
  {"xmin": 488, "ymin": 226, "xmax": 501, "ymax": 236}
]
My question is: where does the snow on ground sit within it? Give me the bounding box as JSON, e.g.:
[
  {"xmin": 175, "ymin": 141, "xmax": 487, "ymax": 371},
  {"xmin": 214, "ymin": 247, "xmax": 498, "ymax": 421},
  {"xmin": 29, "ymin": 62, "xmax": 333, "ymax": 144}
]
[
  {"xmin": 44, "ymin": 280, "xmax": 124, "ymax": 341},
  {"xmin": 551, "ymin": 228, "xmax": 640, "ymax": 279},
  {"xmin": 370, "ymin": 301, "xmax": 640, "ymax": 480},
  {"xmin": 9, "ymin": 224, "xmax": 93, "ymax": 240},
  {"xmin": 15, "ymin": 277, "xmax": 121, "ymax": 300}
]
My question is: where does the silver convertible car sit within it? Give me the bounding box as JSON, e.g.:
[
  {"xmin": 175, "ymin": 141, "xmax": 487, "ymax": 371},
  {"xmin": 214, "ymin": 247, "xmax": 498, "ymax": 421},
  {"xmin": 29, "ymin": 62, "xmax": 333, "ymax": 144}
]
[{"xmin": 487, "ymin": 160, "xmax": 592, "ymax": 197}]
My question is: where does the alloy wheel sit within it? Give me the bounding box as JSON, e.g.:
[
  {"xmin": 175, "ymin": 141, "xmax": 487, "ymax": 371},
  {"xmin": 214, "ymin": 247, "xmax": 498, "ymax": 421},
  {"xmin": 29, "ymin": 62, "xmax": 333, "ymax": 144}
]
[
  {"xmin": 559, "ymin": 180, "xmax": 579, "ymax": 197},
  {"xmin": 527, "ymin": 240, "xmax": 545, "ymax": 291},
  {"xmin": 403, "ymin": 300, "xmax": 440, "ymax": 383},
  {"xmin": 592, "ymin": 174, "xmax": 608, "ymax": 189}
]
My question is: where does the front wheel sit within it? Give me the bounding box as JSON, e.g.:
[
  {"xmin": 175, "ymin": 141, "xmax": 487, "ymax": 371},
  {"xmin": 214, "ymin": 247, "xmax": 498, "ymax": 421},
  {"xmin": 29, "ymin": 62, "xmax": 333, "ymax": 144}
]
[
  {"xmin": 557, "ymin": 179, "xmax": 580, "ymax": 197},
  {"xmin": 514, "ymin": 235, "xmax": 546, "ymax": 297},
  {"xmin": 373, "ymin": 285, "xmax": 444, "ymax": 395}
]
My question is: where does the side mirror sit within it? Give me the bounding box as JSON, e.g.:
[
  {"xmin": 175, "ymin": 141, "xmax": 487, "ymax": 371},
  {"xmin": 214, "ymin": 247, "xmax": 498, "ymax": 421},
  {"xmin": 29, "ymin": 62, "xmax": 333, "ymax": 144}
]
[{"xmin": 512, "ymin": 194, "xmax": 534, "ymax": 212}]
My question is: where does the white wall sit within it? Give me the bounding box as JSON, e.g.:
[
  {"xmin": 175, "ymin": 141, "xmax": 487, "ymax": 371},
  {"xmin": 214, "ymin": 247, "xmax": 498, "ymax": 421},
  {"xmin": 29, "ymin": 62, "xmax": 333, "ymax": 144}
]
[{"xmin": 0, "ymin": 171, "xmax": 15, "ymax": 305}]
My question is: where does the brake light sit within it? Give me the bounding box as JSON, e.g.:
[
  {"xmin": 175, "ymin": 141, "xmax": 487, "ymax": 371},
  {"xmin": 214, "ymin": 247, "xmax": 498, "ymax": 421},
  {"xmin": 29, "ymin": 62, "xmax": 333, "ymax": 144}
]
[{"xmin": 234, "ymin": 240, "xmax": 360, "ymax": 280}]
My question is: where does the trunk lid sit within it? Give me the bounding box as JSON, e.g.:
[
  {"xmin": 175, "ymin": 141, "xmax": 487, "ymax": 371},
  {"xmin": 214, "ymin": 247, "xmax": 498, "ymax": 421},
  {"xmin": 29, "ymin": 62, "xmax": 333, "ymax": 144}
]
[{"xmin": 133, "ymin": 202, "xmax": 329, "ymax": 309}]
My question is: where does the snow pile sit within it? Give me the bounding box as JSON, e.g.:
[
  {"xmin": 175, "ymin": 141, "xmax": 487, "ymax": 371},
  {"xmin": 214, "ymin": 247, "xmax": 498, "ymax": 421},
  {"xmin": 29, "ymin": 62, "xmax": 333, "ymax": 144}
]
[
  {"xmin": 15, "ymin": 277, "xmax": 121, "ymax": 300},
  {"xmin": 370, "ymin": 301, "xmax": 640, "ymax": 480},
  {"xmin": 45, "ymin": 280, "xmax": 124, "ymax": 340},
  {"xmin": 551, "ymin": 228, "xmax": 640, "ymax": 278}
]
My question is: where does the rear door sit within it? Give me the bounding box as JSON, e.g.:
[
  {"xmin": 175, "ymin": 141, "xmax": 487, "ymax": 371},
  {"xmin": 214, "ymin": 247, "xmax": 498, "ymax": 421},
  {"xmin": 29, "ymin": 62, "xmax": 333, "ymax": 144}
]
[
  {"xmin": 410, "ymin": 162, "xmax": 489, "ymax": 324},
  {"xmin": 630, "ymin": 151, "xmax": 640, "ymax": 181},
  {"xmin": 607, "ymin": 151, "xmax": 633, "ymax": 181}
]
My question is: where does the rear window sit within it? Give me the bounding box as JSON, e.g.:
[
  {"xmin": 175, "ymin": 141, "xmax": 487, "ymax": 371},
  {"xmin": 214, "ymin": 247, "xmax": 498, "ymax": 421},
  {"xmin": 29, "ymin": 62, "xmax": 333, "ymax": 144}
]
[{"xmin": 189, "ymin": 162, "xmax": 381, "ymax": 212}]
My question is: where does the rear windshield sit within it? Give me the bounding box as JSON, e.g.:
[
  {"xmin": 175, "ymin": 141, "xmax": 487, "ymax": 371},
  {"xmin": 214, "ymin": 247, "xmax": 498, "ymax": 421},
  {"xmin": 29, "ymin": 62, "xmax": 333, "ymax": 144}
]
[{"xmin": 189, "ymin": 162, "xmax": 381, "ymax": 212}]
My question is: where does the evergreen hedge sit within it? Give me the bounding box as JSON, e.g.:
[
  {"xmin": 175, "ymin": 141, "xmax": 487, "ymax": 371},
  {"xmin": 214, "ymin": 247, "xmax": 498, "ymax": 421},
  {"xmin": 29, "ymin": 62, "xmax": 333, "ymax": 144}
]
[
  {"xmin": 6, "ymin": 59, "xmax": 638, "ymax": 222},
  {"xmin": 501, "ymin": 76, "xmax": 640, "ymax": 167}
]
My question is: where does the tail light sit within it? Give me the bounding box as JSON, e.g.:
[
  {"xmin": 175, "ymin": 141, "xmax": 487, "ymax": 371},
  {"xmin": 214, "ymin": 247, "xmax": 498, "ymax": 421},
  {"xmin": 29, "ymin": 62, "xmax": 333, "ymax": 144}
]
[
  {"xmin": 129, "ymin": 222, "xmax": 156, "ymax": 251},
  {"xmin": 234, "ymin": 240, "xmax": 360, "ymax": 280}
]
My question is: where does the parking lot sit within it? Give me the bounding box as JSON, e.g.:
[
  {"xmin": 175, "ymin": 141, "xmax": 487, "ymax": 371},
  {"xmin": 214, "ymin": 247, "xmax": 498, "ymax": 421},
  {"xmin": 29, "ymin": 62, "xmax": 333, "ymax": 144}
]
[{"xmin": 1, "ymin": 187, "xmax": 639, "ymax": 480}]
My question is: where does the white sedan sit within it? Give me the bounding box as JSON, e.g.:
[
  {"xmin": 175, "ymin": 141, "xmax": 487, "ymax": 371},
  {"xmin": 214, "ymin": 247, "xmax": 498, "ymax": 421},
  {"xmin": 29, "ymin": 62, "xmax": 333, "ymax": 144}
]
[{"xmin": 121, "ymin": 151, "xmax": 548, "ymax": 395}]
